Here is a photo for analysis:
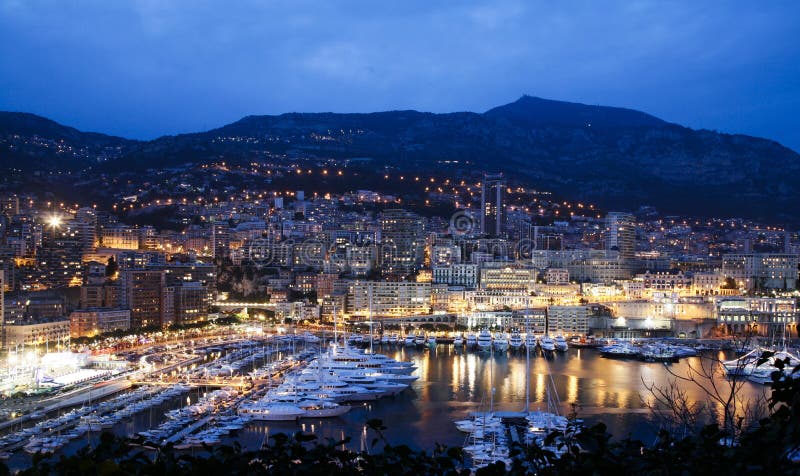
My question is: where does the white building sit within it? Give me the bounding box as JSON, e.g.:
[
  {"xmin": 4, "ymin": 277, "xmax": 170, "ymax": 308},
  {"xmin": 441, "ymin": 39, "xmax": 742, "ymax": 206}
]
[{"xmin": 722, "ymin": 253, "xmax": 799, "ymax": 291}]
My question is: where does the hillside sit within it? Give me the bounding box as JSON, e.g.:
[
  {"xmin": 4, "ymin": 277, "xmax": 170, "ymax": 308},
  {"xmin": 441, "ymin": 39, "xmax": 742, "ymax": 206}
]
[
  {"xmin": 1, "ymin": 97, "xmax": 798, "ymax": 221},
  {"xmin": 0, "ymin": 112, "xmax": 135, "ymax": 170}
]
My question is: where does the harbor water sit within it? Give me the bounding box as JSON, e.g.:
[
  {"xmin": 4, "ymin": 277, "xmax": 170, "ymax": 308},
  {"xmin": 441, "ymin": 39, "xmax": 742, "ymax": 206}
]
[
  {"xmin": 3, "ymin": 343, "xmax": 770, "ymax": 469},
  {"xmin": 195, "ymin": 344, "xmax": 768, "ymax": 452}
]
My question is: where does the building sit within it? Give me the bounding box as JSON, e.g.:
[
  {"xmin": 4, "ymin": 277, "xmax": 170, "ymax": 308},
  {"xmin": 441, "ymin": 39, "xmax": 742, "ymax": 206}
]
[
  {"xmin": 69, "ymin": 308, "xmax": 131, "ymax": 338},
  {"xmin": 637, "ymin": 270, "xmax": 692, "ymax": 292},
  {"xmin": 457, "ymin": 308, "xmax": 547, "ymax": 332},
  {"xmin": 715, "ymin": 297, "xmax": 798, "ymax": 337},
  {"xmin": 379, "ymin": 210, "xmax": 425, "ymax": 275},
  {"xmin": 101, "ymin": 225, "xmax": 140, "ymax": 250},
  {"xmin": 479, "ymin": 266, "xmax": 536, "ymax": 291},
  {"xmin": 172, "ymin": 282, "xmax": 210, "ymax": 325},
  {"xmin": 432, "ymin": 264, "xmax": 478, "ymax": 288},
  {"xmin": 120, "ymin": 269, "xmax": 171, "ymax": 328},
  {"xmin": 348, "ymin": 281, "xmax": 431, "ymax": 318},
  {"xmin": 605, "ymin": 212, "xmax": 635, "ymax": 260},
  {"xmin": 80, "ymin": 283, "xmax": 120, "ymax": 308},
  {"xmin": 547, "ymin": 305, "xmax": 593, "ymax": 336},
  {"xmin": 480, "ymin": 173, "xmax": 505, "ymax": 237},
  {"xmin": 721, "ymin": 253, "xmax": 799, "ymax": 291},
  {"xmin": 4, "ymin": 319, "xmax": 70, "ymax": 348},
  {"xmin": 544, "ymin": 268, "xmax": 569, "ymax": 285}
]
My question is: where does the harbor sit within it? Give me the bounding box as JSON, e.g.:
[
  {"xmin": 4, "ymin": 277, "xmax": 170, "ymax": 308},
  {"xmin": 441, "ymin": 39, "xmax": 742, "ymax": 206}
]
[{"xmin": 0, "ymin": 329, "xmax": 792, "ymax": 469}]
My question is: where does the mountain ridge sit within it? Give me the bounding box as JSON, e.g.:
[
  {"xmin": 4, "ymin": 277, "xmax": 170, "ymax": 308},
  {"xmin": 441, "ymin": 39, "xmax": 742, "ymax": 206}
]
[{"xmin": 1, "ymin": 96, "xmax": 798, "ymax": 222}]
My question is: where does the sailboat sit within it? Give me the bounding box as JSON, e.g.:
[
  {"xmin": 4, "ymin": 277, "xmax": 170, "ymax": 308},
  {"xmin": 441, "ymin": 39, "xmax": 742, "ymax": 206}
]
[
  {"xmin": 460, "ymin": 340, "xmax": 512, "ymax": 469},
  {"xmin": 523, "ymin": 291, "xmax": 572, "ymax": 462}
]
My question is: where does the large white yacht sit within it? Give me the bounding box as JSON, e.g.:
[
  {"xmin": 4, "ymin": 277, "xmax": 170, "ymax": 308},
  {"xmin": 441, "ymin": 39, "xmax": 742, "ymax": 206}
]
[
  {"xmin": 509, "ymin": 331, "xmax": 523, "ymax": 351},
  {"xmin": 525, "ymin": 333, "xmax": 537, "ymax": 350},
  {"xmin": 327, "ymin": 345, "xmax": 416, "ymax": 374},
  {"xmin": 554, "ymin": 335, "xmax": 568, "ymax": 352},
  {"xmin": 539, "ymin": 335, "xmax": 556, "ymax": 352},
  {"xmin": 477, "ymin": 329, "xmax": 493, "ymax": 351},
  {"xmin": 466, "ymin": 333, "xmax": 478, "ymax": 348},
  {"xmin": 493, "ymin": 333, "xmax": 509, "ymax": 352},
  {"xmin": 238, "ymin": 402, "xmax": 306, "ymax": 421}
]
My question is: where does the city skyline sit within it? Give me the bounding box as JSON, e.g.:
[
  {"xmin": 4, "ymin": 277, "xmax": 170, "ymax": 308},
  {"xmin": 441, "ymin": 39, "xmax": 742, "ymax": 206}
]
[{"xmin": 0, "ymin": 2, "xmax": 798, "ymax": 473}]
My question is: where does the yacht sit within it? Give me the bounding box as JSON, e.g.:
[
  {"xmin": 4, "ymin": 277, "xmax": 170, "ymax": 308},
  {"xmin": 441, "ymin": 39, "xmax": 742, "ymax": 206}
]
[
  {"xmin": 509, "ymin": 332, "xmax": 523, "ymax": 351},
  {"xmin": 415, "ymin": 334, "xmax": 426, "ymax": 347},
  {"xmin": 298, "ymin": 399, "xmax": 352, "ymax": 418},
  {"xmin": 525, "ymin": 333, "xmax": 537, "ymax": 350},
  {"xmin": 640, "ymin": 343, "xmax": 678, "ymax": 362},
  {"xmin": 539, "ymin": 335, "xmax": 556, "ymax": 352},
  {"xmin": 239, "ymin": 401, "xmax": 305, "ymax": 421},
  {"xmin": 598, "ymin": 342, "xmax": 639, "ymax": 358},
  {"xmin": 404, "ymin": 335, "xmax": 416, "ymax": 346},
  {"xmin": 327, "ymin": 345, "xmax": 416, "ymax": 374},
  {"xmin": 388, "ymin": 334, "xmax": 399, "ymax": 345},
  {"xmin": 453, "ymin": 334, "xmax": 464, "ymax": 347},
  {"xmin": 724, "ymin": 348, "xmax": 800, "ymax": 384},
  {"xmin": 380, "ymin": 334, "xmax": 390, "ymax": 345},
  {"xmin": 303, "ymin": 332, "xmax": 321, "ymax": 344},
  {"xmin": 477, "ymin": 329, "xmax": 493, "ymax": 352},
  {"xmin": 466, "ymin": 333, "xmax": 478, "ymax": 349},
  {"xmin": 569, "ymin": 336, "xmax": 598, "ymax": 348},
  {"xmin": 493, "ymin": 333, "xmax": 509, "ymax": 352},
  {"xmin": 427, "ymin": 335, "xmax": 437, "ymax": 348},
  {"xmin": 339, "ymin": 375, "xmax": 407, "ymax": 397},
  {"xmin": 554, "ymin": 335, "xmax": 568, "ymax": 352}
]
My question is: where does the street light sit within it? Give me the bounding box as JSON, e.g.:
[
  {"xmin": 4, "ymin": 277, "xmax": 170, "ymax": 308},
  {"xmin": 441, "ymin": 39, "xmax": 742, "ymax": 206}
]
[{"xmin": 46, "ymin": 214, "xmax": 63, "ymax": 229}]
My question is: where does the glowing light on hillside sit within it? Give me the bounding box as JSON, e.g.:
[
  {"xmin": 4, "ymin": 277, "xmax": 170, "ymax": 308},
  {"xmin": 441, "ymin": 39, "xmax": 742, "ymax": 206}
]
[{"xmin": 46, "ymin": 215, "xmax": 63, "ymax": 229}]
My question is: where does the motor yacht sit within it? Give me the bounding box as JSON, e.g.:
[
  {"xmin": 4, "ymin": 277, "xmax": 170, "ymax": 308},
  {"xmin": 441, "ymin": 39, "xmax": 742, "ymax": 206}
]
[
  {"xmin": 539, "ymin": 336, "xmax": 556, "ymax": 352},
  {"xmin": 554, "ymin": 335, "xmax": 568, "ymax": 352},
  {"xmin": 477, "ymin": 329, "xmax": 493, "ymax": 352},
  {"xmin": 239, "ymin": 401, "xmax": 306, "ymax": 421},
  {"xmin": 493, "ymin": 333, "xmax": 509, "ymax": 352},
  {"xmin": 509, "ymin": 332, "xmax": 523, "ymax": 351}
]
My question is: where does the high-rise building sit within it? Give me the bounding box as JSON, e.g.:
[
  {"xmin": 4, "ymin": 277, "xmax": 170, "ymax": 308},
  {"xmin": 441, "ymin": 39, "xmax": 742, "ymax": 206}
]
[
  {"xmin": 173, "ymin": 282, "xmax": 210, "ymax": 325},
  {"xmin": 605, "ymin": 212, "xmax": 635, "ymax": 260},
  {"xmin": 0, "ymin": 195, "xmax": 19, "ymax": 217},
  {"xmin": 211, "ymin": 222, "xmax": 231, "ymax": 259},
  {"xmin": 120, "ymin": 269, "xmax": 170, "ymax": 328},
  {"xmin": 379, "ymin": 209, "xmax": 424, "ymax": 275},
  {"xmin": 480, "ymin": 173, "xmax": 505, "ymax": 237}
]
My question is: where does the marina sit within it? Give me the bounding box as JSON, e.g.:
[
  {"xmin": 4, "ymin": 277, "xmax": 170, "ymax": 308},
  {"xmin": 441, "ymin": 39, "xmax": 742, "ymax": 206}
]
[{"xmin": 1, "ymin": 333, "xmax": 783, "ymax": 471}]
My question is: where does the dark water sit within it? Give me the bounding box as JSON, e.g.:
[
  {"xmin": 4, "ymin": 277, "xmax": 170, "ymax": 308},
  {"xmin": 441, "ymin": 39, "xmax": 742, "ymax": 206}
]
[
  {"xmin": 5, "ymin": 345, "xmax": 769, "ymax": 468},
  {"xmin": 232, "ymin": 345, "xmax": 768, "ymax": 452}
]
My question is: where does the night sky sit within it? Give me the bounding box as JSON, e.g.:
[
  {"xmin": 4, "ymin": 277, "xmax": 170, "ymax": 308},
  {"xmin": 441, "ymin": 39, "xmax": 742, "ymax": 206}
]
[{"xmin": 1, "ymin": 1, "xmax": 798, "ymax": 151}]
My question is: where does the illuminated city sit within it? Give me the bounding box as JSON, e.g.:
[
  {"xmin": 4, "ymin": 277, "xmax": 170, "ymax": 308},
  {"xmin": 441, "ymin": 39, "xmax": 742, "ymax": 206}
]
[{"xmin": 0, "ymin": 1, "xmax": 798, "ymax": 474}]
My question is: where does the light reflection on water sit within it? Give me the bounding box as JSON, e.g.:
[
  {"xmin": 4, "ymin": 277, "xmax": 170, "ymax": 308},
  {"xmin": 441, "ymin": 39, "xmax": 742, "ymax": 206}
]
[
  {"xmin": 5, "ymin": 345, "xmax": 771, "ymax": 469},
  {"xmin": 236, "ymin": 345, "xmax": 768, "ymax": 452}
]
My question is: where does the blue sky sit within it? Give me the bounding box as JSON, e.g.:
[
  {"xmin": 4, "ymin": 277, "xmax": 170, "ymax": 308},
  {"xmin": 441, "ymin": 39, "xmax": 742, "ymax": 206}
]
[{"xmin": 1, "ymin": 0, "xmax": 798, "ymax": 151}]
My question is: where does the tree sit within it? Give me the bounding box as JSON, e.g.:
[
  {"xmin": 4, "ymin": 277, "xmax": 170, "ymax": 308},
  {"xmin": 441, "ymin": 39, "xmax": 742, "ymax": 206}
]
[
  {"xmin": 105, "ymin": 256, "xmax": 119, "ymax": 278},
  {"xmin": 721, "ymin": 276, "xmax": 738, "ymax": 289}
]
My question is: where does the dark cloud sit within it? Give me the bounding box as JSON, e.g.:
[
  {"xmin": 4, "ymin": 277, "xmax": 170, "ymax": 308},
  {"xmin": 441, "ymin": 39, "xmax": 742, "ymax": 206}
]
[{"xmin": 0, "ymin": 0, "xmax": 798, "ymax": 150}]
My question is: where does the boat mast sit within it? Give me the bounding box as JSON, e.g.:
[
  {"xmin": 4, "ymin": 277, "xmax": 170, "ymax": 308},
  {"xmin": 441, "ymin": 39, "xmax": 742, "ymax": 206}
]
[
  {"xmin": 333, "ymin": 301, "xmax": 338, "ymax": 350},
  {"xmin": 525, "ymin": 291, "xmax": 530, "ymax": 413},
  {"xmin": 369, "ymin": 283, "xmax": 374, "ymax": 354},
  {"xmin": 490, "ymin": 340, "xmax": 495, "ymax": 415}
]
